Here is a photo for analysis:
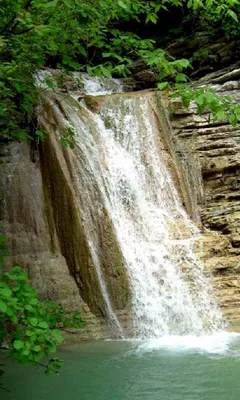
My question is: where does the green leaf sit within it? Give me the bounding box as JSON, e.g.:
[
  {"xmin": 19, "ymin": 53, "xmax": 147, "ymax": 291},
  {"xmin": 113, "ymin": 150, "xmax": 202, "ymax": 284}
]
[
  {"xmin": 47, "ymin": 340, "xmax": 57, "ymax": 352},
  {"xmin": 51, "ymin": 329, "xmax": 63, "ymax": 343},
  {"xmin": 25, "ymin": 305, "xmax": 34, "ymax": 312},
  {"xmin": 118, "ymin": 1, "xmax": 128, "ymax": 10},
  {"xmin": 12, "ymin": 130, "xmax": 30, "ymax": 140},
  {"xmin": 12, "ymin": 266, "xmax": 21, "ymax": 274},
  {"xmin": 195, "ymin": 95, "xmax": 204, "ymax": 106},
  {"xmin": 0, "ymin": 287, "xmax": 12, "ymax": 297},
  {"xmin": 35, "ymin": 130, "xmax": 47, "ymax": 142},
  {"xmin": 29, "ymin": 298, "xmax": 39, "ymax": 305},
  {"xmin": 176, "ymin": 59, "xmax": 190, "ymax": 69},
  {"xmin": 56, "ymin": 359, "xmax": 64, "ymax": 367},
  {"xmin": 228, "ymin": 114, "xmax": 238, "ymax": 127},
  {"xmin": 181, "ymin": 94, "xmax": 192, "ymax": 108},
  {"xmin": 176, "ymin": 73, "xmax": 188, "ymax": 83},
  {"xmin": 216, "ymin": 110, "xmax": 225, "ymax": 120},
  {"xmin": 102, "ymin": 53, "xmax": 112, "ymax": 58},
  {"xmin": 74, "ymin": 312, "xmax": 81, "ymax": 319},
  {"xmin": 75, "ymin": 321, "xmax": 85, "ymax": 328},
  {"xmin": 100, "ymin": 65, "xmax": 112, "ymax": 78},
  {"xmin": 38, "ymin": 321, "xmax": 48, "ymax": 329},
  {"xmin": 45, "ymin": 368, "xmax": 54, "ymax": 376},
  {"xmin": 33, "ymin": 345, "xmax": 42, "ymax": 352},
  {"xmin": 30, "ymin": 318, "xmax": 38, "ymax": 327},
  {"xmin": 13, "ymin": 340, "xmax": 24, "ymax": 350},
  {"xmin": 148, "ymin": 14, "xmax": 157, "ymax": 24},
  {"xmin": 157, "ymin": 82, "xmax": 169, "ymax": 90},
  {"xmin": 26, "ymin": 330, "xmax": 35, "ymax": 337},
  {"xmin": 227, "ymin": 9, "xmax": 238, "ymax": 22},
  {"xmin": 158, "ymin": 71, "xmax": 167, "ymax": 80},
  {"xmin": 11, "ymin": 315, "xmax": 18, "ymax": 324},
  {"xmin": 0, "ymin": 300, "xmax": 7, "ymax": 313}
]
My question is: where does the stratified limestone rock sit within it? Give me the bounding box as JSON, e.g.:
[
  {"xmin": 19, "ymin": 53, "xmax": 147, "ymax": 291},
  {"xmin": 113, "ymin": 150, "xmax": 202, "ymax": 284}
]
[
  {"xmin": 160, "ymin": 67, "xmax": 240, "ymax": 328},
  {"xmin": 166, "ymin": 34, "xmax": 240, "ymax": 79}
]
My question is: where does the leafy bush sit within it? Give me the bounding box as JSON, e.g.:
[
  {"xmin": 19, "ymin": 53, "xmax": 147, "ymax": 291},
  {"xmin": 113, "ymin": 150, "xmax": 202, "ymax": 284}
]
[
  {"xmin": 0, "ymin": 0, "xmax": 239, "ymax": 142},
  {"xmin": 199, "ymin": 3, "xmax": 240, "ymax": 36},
  {"xmin": 0, "ymin": 234, "xmax": 84, "ymax": 375}
]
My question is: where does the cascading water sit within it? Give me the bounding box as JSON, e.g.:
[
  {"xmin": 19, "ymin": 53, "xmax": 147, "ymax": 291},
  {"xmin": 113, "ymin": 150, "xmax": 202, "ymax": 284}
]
[
  {"xmin": 72, "ymin": 72, "xmax": 123, "ymax": 95},
  {"xmin": 39, "ymin": 75, "xmax": 225, "ymax": 338}
]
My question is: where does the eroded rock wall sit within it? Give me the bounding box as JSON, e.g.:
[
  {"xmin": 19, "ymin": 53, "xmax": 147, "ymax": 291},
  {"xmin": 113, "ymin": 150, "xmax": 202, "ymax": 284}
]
[
  {"xmin": 0, "ymin": 118, "xmax": 130, "ymax": 339},
  {"xmin": 0, "ymin": 139, "xmax": 113, "ymax": 341},
  {"xmin": 160, "ymin": 68, "xmax": 240, "ymax": 329}
]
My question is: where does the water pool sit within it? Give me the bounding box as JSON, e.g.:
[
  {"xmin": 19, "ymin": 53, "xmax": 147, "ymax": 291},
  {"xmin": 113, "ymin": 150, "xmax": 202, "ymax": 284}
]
[{"xmin": 1, "ymin": 333, "xmax": 240, "ymax": 400}]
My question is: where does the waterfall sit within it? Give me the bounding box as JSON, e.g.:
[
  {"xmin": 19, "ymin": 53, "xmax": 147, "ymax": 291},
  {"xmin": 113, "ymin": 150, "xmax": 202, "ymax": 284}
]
[{"xmin": 39, "ymin": 75, "xmax": 224, "ymax": 338}]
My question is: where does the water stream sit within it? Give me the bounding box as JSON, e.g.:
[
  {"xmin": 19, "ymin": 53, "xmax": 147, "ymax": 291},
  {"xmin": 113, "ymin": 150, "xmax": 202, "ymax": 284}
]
[{"xmin": 46, "ymin": 75, "xmax": 224, "ymax": 338}]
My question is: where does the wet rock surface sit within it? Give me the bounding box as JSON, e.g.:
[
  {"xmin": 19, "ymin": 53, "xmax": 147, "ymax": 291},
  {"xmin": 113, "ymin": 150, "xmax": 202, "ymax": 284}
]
[{"xmin": 0, "ymin": 140, "xmax": 111, "ymax": 341}]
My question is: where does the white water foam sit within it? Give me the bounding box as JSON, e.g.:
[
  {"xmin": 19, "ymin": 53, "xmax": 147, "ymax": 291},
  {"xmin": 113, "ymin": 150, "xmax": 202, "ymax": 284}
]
[
  {"xmin": 134, "ymin": 332, "xmax": 240, "ymax": 355},
  {"xmin": 72, "ymin": 72, "xmax": 123, "ymax": 95},
  {"xmin": 35, "ymin": 70, "xmax": 123, "ymax": 95}
]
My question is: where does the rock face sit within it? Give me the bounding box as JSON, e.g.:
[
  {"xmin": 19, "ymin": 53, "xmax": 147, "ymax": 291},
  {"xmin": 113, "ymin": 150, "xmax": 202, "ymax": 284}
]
[
  {"xmin": 161, "ymin": 67, "xmax": 240, "ymax": 329},
  {"xmin": 0, "ymin": 124, "xmax": 130, "ymax": 340},
  {"xmin": 167, "ymin": 35, "xmax": 240, "ymax": 79},
  {"xmin": 0, "ymin": 140, "xmax": 113, "ymax": 341}
]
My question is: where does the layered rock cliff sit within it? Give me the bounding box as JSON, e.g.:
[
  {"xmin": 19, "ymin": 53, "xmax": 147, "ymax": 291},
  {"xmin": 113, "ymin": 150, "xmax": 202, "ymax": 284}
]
[{"xmin": 162, "ymin": 66, "xmax": 240, "ymax": 329}]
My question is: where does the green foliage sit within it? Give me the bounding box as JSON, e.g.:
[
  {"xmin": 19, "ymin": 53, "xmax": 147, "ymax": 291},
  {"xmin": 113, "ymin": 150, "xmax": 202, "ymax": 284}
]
[
  {"xmin": 0, "ymin": 0, "xmax": 239, "ymax": 141},
  {"xmin": 0, "ymin": 234, "xmax": 84, "ymax": 374},
  {"xmin": 149, "ymin": 48, "xmax": 238, "ymax": 126},
  {"xmin": 171, "ymin": 84, "xmax": 240, "ymax": 126},
  {"xmin": 187, "ymin": 0, "xmax": 239, "ymax": 16},
  {"xmin": 139, "ymin": 48, "xmax": 191, "ymax": 83},
  {"xmin": 60, "ymin": 127, "xmax": 77, "ymax": 149},
  {"xmin": 196, "ymin": 2, "xmax": 240, "ymax": 36}
]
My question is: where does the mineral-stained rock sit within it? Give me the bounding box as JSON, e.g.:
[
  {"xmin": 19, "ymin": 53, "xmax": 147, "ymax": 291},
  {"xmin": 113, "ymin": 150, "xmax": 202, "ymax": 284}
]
[
  {"xmin": 84, "ymin": 95, "xmax": 107, "ymax": 113},
  {"xmin": 161, "ymin": 67, "xmax": 240, "ymax": 329},
  {"xmin": 0, "ymin": 125, "xmax": 131, "ymax": 340}
]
